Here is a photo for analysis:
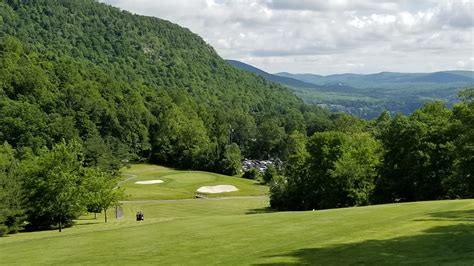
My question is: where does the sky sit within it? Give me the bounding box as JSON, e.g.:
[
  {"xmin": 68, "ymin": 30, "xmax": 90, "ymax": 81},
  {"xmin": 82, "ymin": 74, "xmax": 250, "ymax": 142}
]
[{"xmin": 101, "ymin": 0, "xmax": 474, "ymax": 75}]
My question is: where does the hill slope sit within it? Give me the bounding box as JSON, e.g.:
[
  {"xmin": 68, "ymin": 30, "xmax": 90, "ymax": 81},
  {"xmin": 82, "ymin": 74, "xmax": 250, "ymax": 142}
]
[
  {"xmin": 0, "ymin": 0, "xmax": 332, "ymax": 170},
  {"xmin": 226, "ymin": 59, "xmax": 319, "ymax": 89},
  {"xmin": 1, "ymin": 198, "xmax": 473, "ymax": 264}
]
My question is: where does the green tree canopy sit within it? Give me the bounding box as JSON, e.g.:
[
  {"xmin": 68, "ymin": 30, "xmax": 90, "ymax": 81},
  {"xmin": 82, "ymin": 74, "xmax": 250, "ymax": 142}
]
[
  {"xmin": 0, "ymin": 142, "xmax": 24, "ymax": 235},
  {"xmin": 21, "ymin": 141, "xmax": 86, "ymax": 231}
]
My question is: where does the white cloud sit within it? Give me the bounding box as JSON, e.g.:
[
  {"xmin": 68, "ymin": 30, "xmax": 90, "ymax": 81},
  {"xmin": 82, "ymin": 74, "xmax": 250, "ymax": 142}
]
[{"xmin": 101, "ymin": 0, "xmax": 474, "ymax": 74}]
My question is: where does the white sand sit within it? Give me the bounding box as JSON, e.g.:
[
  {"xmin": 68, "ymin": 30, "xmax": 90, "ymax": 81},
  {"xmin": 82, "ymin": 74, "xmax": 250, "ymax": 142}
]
[
  {"xmin": 135, "ymin": 180, "xmax": 164, "ymax": 185},
  {"xmin": 196, "ymin": 185, "xmax": 238, "ymax": 193}
]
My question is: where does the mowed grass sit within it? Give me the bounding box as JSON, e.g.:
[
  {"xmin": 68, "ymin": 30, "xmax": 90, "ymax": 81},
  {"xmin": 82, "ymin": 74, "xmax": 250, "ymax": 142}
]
[
  {"xmin": 119, "ymin": 164, "xmax": 268, "ymax": 200},
  {"xmin": 1, "ymin": 198, "xmax": 474, "ymax": 265}
]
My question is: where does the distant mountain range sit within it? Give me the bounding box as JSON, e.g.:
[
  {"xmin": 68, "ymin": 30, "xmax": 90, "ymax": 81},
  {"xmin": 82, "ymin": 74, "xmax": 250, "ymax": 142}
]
[
  {"xmin": 226, "ymin": 60, "xmax": 317, "ymax": 89},
  {"xmin": 276, "ymin": 71, "xmax": 474, "ymax": 88},
  {"xmin": 226, "ymin": 60, "xmax": 355, "ymax": 93},
  {"xmin": 226, "ymin": 60, "xmax": 474, "ymax": 119}
]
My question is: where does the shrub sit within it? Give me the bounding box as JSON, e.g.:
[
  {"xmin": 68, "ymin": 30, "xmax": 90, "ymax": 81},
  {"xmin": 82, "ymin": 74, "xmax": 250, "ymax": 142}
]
[
  {"xmin": 242, "ymin": 168, "xmax": 262, "ymax": 180},
  {"xmin": 263, "ymin": 165, "xmax": 278, "ymax": 184},
  {"xmin": 0, "ymin": 225, "xmax": 8, "ymax": 237}
]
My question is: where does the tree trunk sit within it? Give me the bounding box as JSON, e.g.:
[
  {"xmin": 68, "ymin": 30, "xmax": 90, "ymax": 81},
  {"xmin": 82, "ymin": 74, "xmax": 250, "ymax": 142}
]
[
  {"xmin": 94, "ymin": 212, "xmax": 97, "ymax": 219},
  {"xmin": 59, "ymin": 216, "xmax": 62, "ymax": 232},
  {"xmin": 104, "ymin": 209, "xmax": 107, "ymax": 223}
]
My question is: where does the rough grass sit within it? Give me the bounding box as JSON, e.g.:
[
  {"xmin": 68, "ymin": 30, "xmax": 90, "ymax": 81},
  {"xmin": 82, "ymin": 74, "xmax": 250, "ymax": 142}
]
[
  {"xmin": 1, "ymin": 198, "xmax": 474, "ymax": 265},
  {"xmin": 119, "ymin": 164, "xmax": 268, "ymax": 200}
]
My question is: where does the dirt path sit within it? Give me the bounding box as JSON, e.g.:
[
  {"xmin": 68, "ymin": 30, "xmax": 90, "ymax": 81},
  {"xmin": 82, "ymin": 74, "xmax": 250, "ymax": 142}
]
[{"xmin": 117, "ymin": 174, "xmax": 138, "ymax": 186}]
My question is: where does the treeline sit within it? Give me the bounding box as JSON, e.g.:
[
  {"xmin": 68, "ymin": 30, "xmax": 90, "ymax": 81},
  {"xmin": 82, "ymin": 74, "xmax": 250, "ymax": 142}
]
[
  {"xmin": 0, "ymin": 140, "xmax": 124, "ymax": 235},
  {"xmin": 270, "ymin": 89, "xmax": 474, "ymax": 210}
]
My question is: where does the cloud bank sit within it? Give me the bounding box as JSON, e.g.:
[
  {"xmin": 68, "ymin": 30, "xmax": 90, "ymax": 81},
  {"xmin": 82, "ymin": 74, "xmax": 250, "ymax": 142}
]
[{"xmin": 101, "ymin": 0, "xmax": 474, "ymax": 74}]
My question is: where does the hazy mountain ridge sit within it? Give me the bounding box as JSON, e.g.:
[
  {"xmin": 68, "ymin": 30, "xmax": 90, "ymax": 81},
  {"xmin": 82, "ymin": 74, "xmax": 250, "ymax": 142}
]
[
  {"xmin": 226, "ymin": 59, "xmax": 318, "ymax": 89},
  {"xmin": 226, "ymin": 60, "xmax": 473, "ymax": 118},
  {"xmin": 226, "ymin": 59, "xmax": 356, "ymax": 93},
  {"xmin": 276, "ymin": 71, "xmax": 474, "ymax": 88}
]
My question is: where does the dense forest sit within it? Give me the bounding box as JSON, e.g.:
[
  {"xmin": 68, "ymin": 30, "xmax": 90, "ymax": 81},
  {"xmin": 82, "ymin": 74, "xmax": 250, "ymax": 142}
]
[
  {"xmin": 0, "ymin": 0, "xmax": 472, "ymax": 235},
  {"xmin": 0, "ymin": 0, "xmax": 336, "ymax": 234},
  {"xmin": 270, "ymin": 91, "xmax": 474, "ymax": 210},
  {"xmin": 0, "ymin": 0, "xmax": 335, "ymax": 167}
]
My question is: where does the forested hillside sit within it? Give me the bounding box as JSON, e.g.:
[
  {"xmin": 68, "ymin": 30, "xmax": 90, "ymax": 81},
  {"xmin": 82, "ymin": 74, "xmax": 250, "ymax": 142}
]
[
  {"xmin": 0, "ymin": 0, "xmax": 333, "ymax": 170},
  {"xmin": 0, "ymin": 0, "xmax": 340, "ymax": 233}
]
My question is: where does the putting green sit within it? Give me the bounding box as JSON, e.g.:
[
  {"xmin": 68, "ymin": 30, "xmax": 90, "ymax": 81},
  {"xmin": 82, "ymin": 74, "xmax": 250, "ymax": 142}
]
[
  {"xmin": 119, "ymin": 164, "xmax": 268, "ymax": 200},
  {"xmin": 169, "ymin": 173, "xmax": 216, "ymax": 184}
]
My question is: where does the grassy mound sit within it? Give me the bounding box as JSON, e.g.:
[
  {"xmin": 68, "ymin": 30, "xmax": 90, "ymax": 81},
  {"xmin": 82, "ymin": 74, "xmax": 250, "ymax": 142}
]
[
  {"xmin": 119, "ymin": 164, "xmax": 268, "ymax": 200},
  {"xmin": 1, "ymin": 198, "xmax": 473, "ymax": 264}
]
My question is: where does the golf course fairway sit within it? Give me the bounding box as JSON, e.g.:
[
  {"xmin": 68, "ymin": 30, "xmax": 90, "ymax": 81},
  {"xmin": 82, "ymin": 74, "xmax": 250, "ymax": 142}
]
[
  {"xmin": 1, "ymin": 192, "xmax": 474, "ymax": 264},
  {"xmin": 119, "ymin": 164, "xmax": 268, "ymax": 200}
]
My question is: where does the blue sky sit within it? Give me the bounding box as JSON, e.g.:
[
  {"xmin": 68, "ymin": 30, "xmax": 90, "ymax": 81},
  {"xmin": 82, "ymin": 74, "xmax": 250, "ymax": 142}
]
[{"xmin": 102, "ymin": 0, "xmax": 474, "ymax": 75}]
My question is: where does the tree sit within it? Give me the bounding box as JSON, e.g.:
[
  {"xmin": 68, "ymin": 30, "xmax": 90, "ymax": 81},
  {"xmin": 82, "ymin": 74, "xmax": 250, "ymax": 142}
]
[
  {"xmin": 83, "ymin": 134, "xmax": 127, "ymax": 172},
  {"xmin": 269, "ymin": 174, "xmax": 290, "ymax": 210},
  {"xmin": 332, "ymin": 113, "xmax": 367, "ymax": 134},
  {"xmin": 84, "ymin": 168, "xmax": 125, "ymax": 223},
  {"xmin": 282, "ymin": 131, "xmax": 308, "ymax": 173},
  {"xmin": 448, "ymin": 88, "xmax": 474, "ymax": 197},
  {"xmin": 283, "ymin": 109, "xmax": 306, "ymax": 133},
  {"xmin": 372, "ymin": 111, "xmax": 391, "ymax": 139},
  {"xmin": 303, "ymin": 131, "xmax": 349, "ymax": 209},
  {"xmin": 220, "ymin": 143, "xmax": 241, "ymax": 176},
  {"xmin": 229, "ymin": 112, "xmax": 257, "ymax": 155},
  {"xmin": 151, "ymin": 104, "xmax": 210, "ymax": 168},
  {"xmin": 254, "ymin": 118, "xmax": 286, "ymax": 159},
  {"xmin": 263, "ymin": 165, "xmax": 278, "ymax": 184},
  {"xmin": 0, "ymin": 142, "xmax": 25, "ymax": 235},
  {"xmin": 21, "ymin": 140, "xmax": 86, "ymax": 232},
  {"xmin": 271, "ymin": 131, "xmax": 381, "ymax": 210},
  {"xmin": 375, "ymin": 102, "xmax": 455, "ymax": 203},
  {"xmin": 242, "ymin": 168, "xmax": 262, "ymax": 180},
  {"xmin": 329, "ymin": 133, "xmax": 381, "ymax": 206}
]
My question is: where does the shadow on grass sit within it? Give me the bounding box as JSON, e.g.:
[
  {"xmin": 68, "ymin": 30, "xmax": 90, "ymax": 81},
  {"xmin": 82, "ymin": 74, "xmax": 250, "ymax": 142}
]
[
  {"xmin": 249, "ymin": 181, "xmax": 268, "ymax": 187},
  {"xmin": 414, "ymin": 209, "xmax": 474, "ymax": 222},
  {"xmin": 74, "ymin": 221, "xmax": 103, "ymax": 226},
  {"xmin": 75, "ymin": 217, "xmax": 97, "ymax": 221},
  {"xmin": 246, "ymin": 207, "xmax": 275, "ymax": 215},
  {"xmin": 254, "ymin": 210, "xmax": 474, "ymax": 265}
]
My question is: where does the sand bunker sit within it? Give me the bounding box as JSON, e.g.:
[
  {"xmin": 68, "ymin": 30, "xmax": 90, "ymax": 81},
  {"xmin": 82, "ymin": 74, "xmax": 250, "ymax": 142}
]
[
  {"xmin": 196, "ymin": 185, "xmax": 238, "ymax": 193},
  {"xmin": 135, "ymin": 180, "xmax": 164, "ymax": 185}
]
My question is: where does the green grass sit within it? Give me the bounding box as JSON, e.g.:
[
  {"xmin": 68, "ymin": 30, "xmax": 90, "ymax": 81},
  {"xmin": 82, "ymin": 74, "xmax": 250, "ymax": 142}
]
[
  {"xmin": 119, "ymin": 164, "xmax": 268, "ymax": 200},
  {"xmin": 1, "ymin": 198, "xmax": 474, "ymax": 265},
  {"xmin": 2, "ymin": 164, "xmax": 473, "ymax": 264}
]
